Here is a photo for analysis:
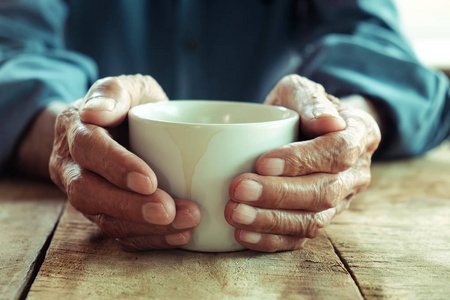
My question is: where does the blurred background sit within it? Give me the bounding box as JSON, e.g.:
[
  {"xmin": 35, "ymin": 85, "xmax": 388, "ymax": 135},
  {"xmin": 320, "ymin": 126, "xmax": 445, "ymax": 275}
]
[{"xmin": 394, "ymin": 0, "xmax": 450, "ymax": 76}]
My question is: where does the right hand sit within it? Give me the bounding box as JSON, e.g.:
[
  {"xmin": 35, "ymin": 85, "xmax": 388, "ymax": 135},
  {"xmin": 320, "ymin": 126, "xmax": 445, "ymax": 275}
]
[{"xmin": 49, "ymin": 74, "xmax": 201, "ymax": 251}]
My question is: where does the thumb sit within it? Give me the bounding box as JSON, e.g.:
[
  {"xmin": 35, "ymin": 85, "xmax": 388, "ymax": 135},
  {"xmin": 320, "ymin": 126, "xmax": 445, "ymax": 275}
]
[
  {"xmin": 80, "ymin": 74, "xmax": 169, "ymax": 127},
  {"xmin": 265, "ymin": 75, "xmax": 346, "ymax": 138},
  {"xmin": 300, "ymin": 93, "xmax": 346, "ymax": 138}
]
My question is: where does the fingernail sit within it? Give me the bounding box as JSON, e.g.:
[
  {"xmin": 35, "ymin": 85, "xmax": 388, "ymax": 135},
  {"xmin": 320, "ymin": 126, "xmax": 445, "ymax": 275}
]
[
  {"xmin": 239, "ymin": 230, "xmax": 262, "ymax": 244},
  {"xmin": 232, "ymin": 204, "xmax": 257, "ymax": 225},
  {"xmin": 82, "ymin": 97, "xmax": 116, "ymax": 111},
  {"xmin": 142, "ymin": 202, "xmax": 169, "ymax": 225},
  {"xmin": 312, "ymin": 108, "xmax": 338, "ymax": 119},
  {"xmin": 258, "ymin": 158, "xmax": 285, "ymax": 176},
  {"xmin": 234, "ymin": 180, "xmax": 262, "ymax": 202},
  {"xmin": 165, "ymin": 232, "xmax": 189, "ymax": 246},
  {"xmin": 127, "ymin": 171, "xmax": 153, "ymax": 195},
  {"xmin": 172, "ymin": 209, "xmax": 197, "ymax": 229}
]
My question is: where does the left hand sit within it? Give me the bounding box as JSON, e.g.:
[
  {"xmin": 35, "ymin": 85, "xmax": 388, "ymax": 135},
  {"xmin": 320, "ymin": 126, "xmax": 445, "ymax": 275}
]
[{"xmin": 224, "ymin": 75, "xmax": 381, "ymax": 252}]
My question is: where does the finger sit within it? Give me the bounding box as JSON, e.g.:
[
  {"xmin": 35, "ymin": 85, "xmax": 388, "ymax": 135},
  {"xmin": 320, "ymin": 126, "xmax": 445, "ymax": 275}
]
[
  {"xmin": 265, "ymin": 74, "xmax": 345, "ymax": 137},
  {"xmin": 52, "ymin": 101, "xmax": 157, "ymax": 195},
  {"xmin": 225, "ymin": 201, "xmax": 336, "ymax": 237},
  {"xmin": 64, "ymin": 111, "xmax": 157, "ymax": 194},
  {"xmin": 116, "ymin": 230, "xmax": 193, "ymax": 251},
  {"xmin": 229, "ymin": 165, "xmax": 370, "ymax": 211},
  {"xmin": 228, "ymin": 199, "xmax": 353, "ymax": 252},
  {"xmin": 80, "ymin": 74, "xmax": 169, "ymax": 127},
  {"xmin": 255, "ymin": 105, "xmax": 378, "ymax": 176},
  {"xmin": 60, "ymin": 161, "xmax": 176, "ymax": 225},
  {"xmin": 85, "ymin": 199, "xmax": 201, "ymax": 238},
  {"xmin": 234, "ymin": 230, "xmax": 308, "ymax": 253}
]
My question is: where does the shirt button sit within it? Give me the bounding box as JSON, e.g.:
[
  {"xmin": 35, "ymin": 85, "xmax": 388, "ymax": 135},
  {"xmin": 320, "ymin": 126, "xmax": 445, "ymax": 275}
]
[{"xmin": 183, "ymin": 37, "xmax": 199, "ymax": 52}]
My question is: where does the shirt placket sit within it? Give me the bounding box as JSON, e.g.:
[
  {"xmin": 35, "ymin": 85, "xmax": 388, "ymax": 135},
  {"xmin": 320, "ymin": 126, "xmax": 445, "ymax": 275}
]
[{"xmin": 174, "ymin": 0, "xmax": 202, "ymax": 99}]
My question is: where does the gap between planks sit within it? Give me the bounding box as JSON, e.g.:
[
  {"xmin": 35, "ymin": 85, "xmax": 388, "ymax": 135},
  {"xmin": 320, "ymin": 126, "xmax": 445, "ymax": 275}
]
[
  {"xmin": 18, "ymin": 200, "xmax": 67, "ymax": 300},
  {"xmin": 327, "ymin": 234, "xmax": 366, "ymax": 300}
]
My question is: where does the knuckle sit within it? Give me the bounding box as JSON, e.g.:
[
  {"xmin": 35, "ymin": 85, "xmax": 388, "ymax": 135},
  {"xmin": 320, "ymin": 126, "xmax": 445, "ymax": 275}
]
[
  {"xmin": 96, "ymin": 76, "xmax": 122, "ymax": 91},
  {"xmin": 331, "ymin": 135, "xmax": 361, "ymax": 172},
  {"xmin": 305, "ymin": 213, "xmax": 328, "ymax": 238},
  {"xmin": 96, "ymin": 215, "xmax": 126, "ymax": 238},
  {"xmin": 284, "ymin": 156, "xmax": 300, "ymax": 174},
  {"xmin": 65, "ymin": 168, "xmax": 86, "ymax": 209},
  {"xmin": 87, "ymin": 76, "xmax": 125, "ymax": 102},
  {"xmin": 54, "ymin": 111, "xmax": 66, "ymax": 132},
  {"xmin": 319, "ymin": 175, "xmax": 344, "ymax": 210},
  {"xmin": 125, "ymin": 74, "xmax": 143, "ymax": 94},
  {"xmin": 281, "ymin": 74, "xmax": 325, "ymax": 95},
  {"xmin": 122, "ymin": 74, "xmax": 167, "ymax": 104},
  {"xmin": 68, "ymin": 125, "xmax": 91, "ymax": 158},
  {"xmin": 264, "ymin": 210, "xmax": 302, "ymax": 237},
  {"xmin": 281, "ymin": 74, "xmax": 305, "ymax": 87},
  {"xmin": 265, "ymin": 235, "xmax": 282, "ymax": 253},
  {"xmin": 54, "ymin": 106, "xmax": 75, "ymax": 131},
  {"xmin": 54, "ymin": 106, "xmax": 79, "ymax": 150},
  {"xmin": 69, "ymin": 125, "xmax": 109, "ymax": 169},
  {"xmin": 270, "ymin": 180, "xmax": 291, "ymax": 208},
  {"xmin": 349, "ymin": 109, "xmax": 381, "ymax": 155},
  {"xmin": 278, "ymin": 74, "xmax": 303, "ymax": 93},
  {"xmin": 282, "ymin": 213, "xmax": 301, "ymax": 235},
  {"xmin": 264, "ymin": 210, "xmax": 283, "ymax": 233},
  {"xmin": 139, "ymin": 74, "xmax": 156, "ymax": 84},
  {"xmin": 269, "ymin": 74, "xmax": 312, "ymax": 106},
  {"xmin": 282, "ymin": 74, "xmax": 301, "ymax": 84},
  {"xmin": 65, "ymin": 169, "xmax": 80, "ymax": 195}
]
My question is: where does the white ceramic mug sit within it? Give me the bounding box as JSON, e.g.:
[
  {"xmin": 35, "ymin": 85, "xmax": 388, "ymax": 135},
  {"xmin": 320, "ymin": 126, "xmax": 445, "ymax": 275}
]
[{"xmin": 128, "ymin": 100, "xmax": 299, "ymax": 252}]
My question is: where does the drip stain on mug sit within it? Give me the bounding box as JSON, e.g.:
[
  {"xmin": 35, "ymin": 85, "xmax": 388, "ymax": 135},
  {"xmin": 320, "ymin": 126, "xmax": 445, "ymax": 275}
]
[{"xmin": 165, "ymin": 126, "xmax": 224, "ymax": 200}]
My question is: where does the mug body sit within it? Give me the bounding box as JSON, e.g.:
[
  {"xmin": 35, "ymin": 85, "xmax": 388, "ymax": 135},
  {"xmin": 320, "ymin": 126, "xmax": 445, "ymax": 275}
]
[{"xmin": 129, "ymin": 101, "xmax": 299, "ymax": 252}]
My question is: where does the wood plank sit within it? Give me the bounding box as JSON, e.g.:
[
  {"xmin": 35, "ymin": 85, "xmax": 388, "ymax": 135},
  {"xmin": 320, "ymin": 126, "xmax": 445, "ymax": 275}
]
[
  {"xmin": 327, "ymin": 143, "xmax": 450, "ymax": 299},
  {"xmin": 0, "ymin": 178, "xmax": 65, "ymax": 300},
  {"xmin": 28, "ymin": 203, "xmax": 362, "ymax": 299}
]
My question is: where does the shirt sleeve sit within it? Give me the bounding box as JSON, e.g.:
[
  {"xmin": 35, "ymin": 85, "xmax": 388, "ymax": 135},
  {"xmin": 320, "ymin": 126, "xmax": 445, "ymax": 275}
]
[
  {"xmin": 295, "ymin": 0, "xmax": 450, "ymax": 160},
  {"xmin": 0, "ymin": 0, "xmax": 97, "ymax": 170}
]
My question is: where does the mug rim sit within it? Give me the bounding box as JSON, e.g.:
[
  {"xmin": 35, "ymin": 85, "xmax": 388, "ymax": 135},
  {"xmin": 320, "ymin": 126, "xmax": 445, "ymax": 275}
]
[{"xmin": 128, "ymin": 100, "xmax": 299, "ymax": 127}]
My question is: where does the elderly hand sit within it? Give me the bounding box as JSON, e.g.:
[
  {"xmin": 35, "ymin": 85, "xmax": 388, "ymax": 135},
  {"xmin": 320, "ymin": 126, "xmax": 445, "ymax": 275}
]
[
  {"xmin": 49, "ymin": 74, "xmax": 201, "ymax": 251},
  {"xmin": 225, "ymin": 75, "xmax": 381, "ymax": 252}
]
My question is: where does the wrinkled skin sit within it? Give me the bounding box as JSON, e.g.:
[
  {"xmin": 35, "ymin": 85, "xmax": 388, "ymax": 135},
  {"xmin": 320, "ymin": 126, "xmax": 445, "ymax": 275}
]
[
  {"xmin": 224, "ymin": 75, "xmax": 381, "ymax": 252},
  {"xmin": 49, "ymin": 74, "xmax": 381, "ymax": 252},
  {"xmin": 50, "ymin": 75, "xmax": 201, "ymax": 250}
]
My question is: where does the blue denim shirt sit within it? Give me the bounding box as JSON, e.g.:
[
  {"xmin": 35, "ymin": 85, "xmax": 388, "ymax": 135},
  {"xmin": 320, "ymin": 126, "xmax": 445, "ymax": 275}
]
[{"xmin": 0, "ymin": 0, "xmax": 449, "ymax": 170}]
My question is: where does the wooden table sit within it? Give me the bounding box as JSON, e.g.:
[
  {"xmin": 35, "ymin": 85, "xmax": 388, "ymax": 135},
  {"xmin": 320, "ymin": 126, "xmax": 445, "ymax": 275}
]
[{"xmin": 1, "ymin": 144, "xmax": 449, "ymax": 300}]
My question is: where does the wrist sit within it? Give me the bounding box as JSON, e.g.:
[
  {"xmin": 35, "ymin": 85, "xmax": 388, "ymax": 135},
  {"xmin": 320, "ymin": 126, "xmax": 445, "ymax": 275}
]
[{"xmin": 14, "ymin": 101, "xmax": 68, "ymax": 179}]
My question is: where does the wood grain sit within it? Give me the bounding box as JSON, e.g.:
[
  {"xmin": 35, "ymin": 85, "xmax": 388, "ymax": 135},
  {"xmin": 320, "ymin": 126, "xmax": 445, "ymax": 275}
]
[
  {"xmin": 327, "ymin": 143, "xmax": 450, "ymax": 299},
  {"xmin": 0, "ymin": 179, "xmax": 65, "ymax": 300},
  {"xmin": 27, "ymin": 204, "xmax": 362, "ymax": 300},
  {"xmin": 13, "ymin": 144, "xmax": 450, "ymax": 299}
]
